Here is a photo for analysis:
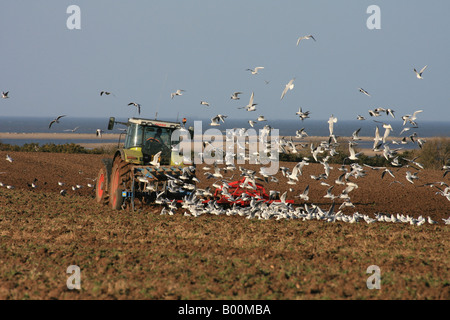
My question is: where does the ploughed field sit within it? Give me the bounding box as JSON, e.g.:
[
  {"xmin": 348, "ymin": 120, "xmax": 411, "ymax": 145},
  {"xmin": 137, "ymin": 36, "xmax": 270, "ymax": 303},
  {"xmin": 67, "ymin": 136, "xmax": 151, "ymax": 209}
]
[{"xmin": 0, "ymin": 151, "xmax": 449, "ymax": 300}]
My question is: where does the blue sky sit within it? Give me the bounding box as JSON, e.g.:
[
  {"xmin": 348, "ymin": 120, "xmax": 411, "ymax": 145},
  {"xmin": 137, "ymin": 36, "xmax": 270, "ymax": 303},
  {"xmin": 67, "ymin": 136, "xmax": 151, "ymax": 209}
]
[{"xmin": 0, "ymin": 1, "xmax": 449, "ymax": 123}]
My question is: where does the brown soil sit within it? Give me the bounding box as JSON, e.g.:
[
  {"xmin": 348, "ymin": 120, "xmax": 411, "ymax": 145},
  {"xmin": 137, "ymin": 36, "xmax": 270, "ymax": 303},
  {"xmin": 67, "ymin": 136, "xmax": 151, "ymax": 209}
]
[{"xmin": 0, "ymin": 151, "xmax": 448, "ymax": 300}]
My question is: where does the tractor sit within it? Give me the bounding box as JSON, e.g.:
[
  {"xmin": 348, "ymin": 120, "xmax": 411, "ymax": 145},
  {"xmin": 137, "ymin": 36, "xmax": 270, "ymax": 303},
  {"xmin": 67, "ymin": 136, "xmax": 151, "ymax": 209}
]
[{"xmin": 95, "ymin": 116, "xmax": 195, "ymax": 210}]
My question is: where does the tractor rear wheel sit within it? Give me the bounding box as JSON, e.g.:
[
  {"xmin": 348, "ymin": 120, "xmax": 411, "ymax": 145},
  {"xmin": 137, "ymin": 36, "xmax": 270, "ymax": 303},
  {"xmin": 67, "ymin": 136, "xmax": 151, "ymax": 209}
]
[
  {"xmin": 95, "ymin": 159, "xmax": 112, "ymax": 205},
  {"xmin": 109, "ymin": 157, "xmax": 131, "ymax": 210}
]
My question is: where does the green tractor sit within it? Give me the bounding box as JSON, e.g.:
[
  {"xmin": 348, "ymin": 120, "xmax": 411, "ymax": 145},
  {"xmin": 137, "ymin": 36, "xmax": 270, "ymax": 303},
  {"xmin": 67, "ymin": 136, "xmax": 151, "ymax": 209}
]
[{"xmin": 95, "ymin": 116, "xmax": 195, "ymax": 210}]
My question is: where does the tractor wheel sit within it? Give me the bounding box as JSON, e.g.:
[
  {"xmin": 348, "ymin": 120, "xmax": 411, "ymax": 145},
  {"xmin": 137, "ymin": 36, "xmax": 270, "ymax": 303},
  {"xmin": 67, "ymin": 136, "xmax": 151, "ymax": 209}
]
[
  {"xmin": 109, "ymin": 157, "xmax": 131, "ymax": 210},
  {"xmin": 95, "ymin": 159, "xmax": 112, "ymax": 205}
]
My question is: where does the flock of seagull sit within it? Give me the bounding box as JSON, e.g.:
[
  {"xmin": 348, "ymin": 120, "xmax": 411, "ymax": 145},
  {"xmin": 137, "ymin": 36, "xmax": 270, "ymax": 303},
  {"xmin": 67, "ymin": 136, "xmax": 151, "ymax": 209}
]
[{"xmin": 1, "ymin": 33, "xmax": 448, "ymax": 226}]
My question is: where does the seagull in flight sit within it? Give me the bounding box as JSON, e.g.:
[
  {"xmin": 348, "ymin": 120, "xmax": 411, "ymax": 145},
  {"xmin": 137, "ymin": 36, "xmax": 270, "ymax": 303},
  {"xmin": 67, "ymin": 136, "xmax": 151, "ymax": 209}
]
[
  {"xmin": 246, "ymin": 67, "xmax": 264, "ymax": 75},
  {"xmin": 6, "ymin": 154, "xmax": 13, "ymax": 163},
  {"xmin": 96, "ymin": 129, "xmax": 104, "ymax": 137},
  {"xmin": 2, "ymin": 91, "xmax": 9, "ymax": 99},
  {"xmin": 128, "ymin": 102, "xmax": 141, "ymax": 114},
  {"xmin": 328, "ymin": 114, "xmax": 338, "ymax": 136},
  {"xmin": 281, "ymin": 78, "xmax": 295, "ymax": 100},
  {"xmin": 414, "ymin": 65, "xmax": 428, "ymax": 79},
  {"xmin": 296, "ymin": 35, "xmax": 316, "ymax": 46},
  {"xmin": 239, "ymin": 92, "xmax": 257, "ymax": 111},
  {"xmin": 49, "ymin": 115, "xmax": 66, "ymax": 129},
  {"xmin": 171, "ymin": 89, "xmax": 185, "ymax": 99},
  {"xmin": 210, "ymin": 114, "xmax": 227, "ymax": 126},
  {"xmin": 230, "ymin": 92, "xmax": 242, "ymax": 100},
  {"xmin": 100, "ymin": 91, "xmax": 115, "ymax": 97},
  {"xmin": 358, "ymin": 88, "xmax": 371, "ymax": 97},
  {"xmin": 64, "ymin": 127, "xmax": 79, "ymax": 133},
  {"xmin": 357, "ymin": 115, "xmax": 366, "ymax": 121},
  {"xmin": 200, "ymin": 101, "xmax": 210, "ymax": 107}
]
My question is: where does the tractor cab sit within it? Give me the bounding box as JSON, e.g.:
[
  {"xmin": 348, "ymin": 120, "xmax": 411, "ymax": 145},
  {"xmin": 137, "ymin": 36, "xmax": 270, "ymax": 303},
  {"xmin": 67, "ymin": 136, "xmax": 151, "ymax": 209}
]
[{"xmin": 108, "ymin": 117, "xmax": 192, "ymax": 166}]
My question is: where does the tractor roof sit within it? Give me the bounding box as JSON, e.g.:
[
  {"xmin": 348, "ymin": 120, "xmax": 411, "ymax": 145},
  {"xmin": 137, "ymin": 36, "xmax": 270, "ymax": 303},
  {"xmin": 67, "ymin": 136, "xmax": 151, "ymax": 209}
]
[{"xmin": 128, "ymin": 117, "xmax": 182, "ymax": 129}]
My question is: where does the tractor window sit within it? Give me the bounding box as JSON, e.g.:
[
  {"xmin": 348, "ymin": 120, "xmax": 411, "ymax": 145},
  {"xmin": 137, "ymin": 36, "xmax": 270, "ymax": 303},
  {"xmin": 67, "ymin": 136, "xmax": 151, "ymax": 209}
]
[
  {"xmin": 124, "ymin": 123, "xmax": 144, "ymax": 148},
  {"xmin": 143, "ymin": 127, "xmax": 171, "ymax": 147}
]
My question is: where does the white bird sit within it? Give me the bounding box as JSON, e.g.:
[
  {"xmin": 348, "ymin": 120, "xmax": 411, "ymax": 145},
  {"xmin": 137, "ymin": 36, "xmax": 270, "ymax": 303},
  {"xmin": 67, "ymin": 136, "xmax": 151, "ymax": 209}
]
[
  {"xmin": 257, "ymin": 115, "xmax": 267, "ymax": 122},
  {"xmin": 200, "ymin": 101, "xmax": 210, "ymax": 107},
  {"xmin": 239, "ymin": 91, "xmax": 257, "ymax": 111},
  {"xmin": 210, "ymin": 114, "xmax": 227, "ymax": 126},
  {"xmin": 64, "ymin": 127, "xmax": 79, "ymax": 133},
  {"xmin": 352, "ymin": 128, "xmax": 362, "ymax": 141},
  {"xmin": 295, "ymin": 185, "xmax": 310, "ymax": 201},
  {"xmin": 171, "ymin": 89, "xmax": 185, "ymax": 99},
  {"xmin": 96, "ymin": 129, "xmax": 104, "ymax": 137},
  {"xmin": 296, "ymin": 35, "xmax": 316, "ymax": 46},
  {"xmin": 281, "ymin": 78, "xmax": 295, "ymax": 100},
  {"xmin": 414, "ymin": 65, "xmax": 427, "ymax": 79},
  {"xmin": 246, "ymin": 67, "xmax": 264, "ymax": 75},
  {"xmin": 150, "ymin": 151, "xmax": 162, "ymax": 168},
  {"xmin": 248, "ymin": 120, "xmax": 256, "ymax": 127},
  {"xmin": 2, "ymin": 91, "xmax": 9, "ymax": 99},
  {"xmin": 328, "ymin": 115, "xmax": 338, "ymax": 136},
  {"xmin": 6, "ymin": 154, "xmax": 13, "ymax": 163},
  {"xmin": 405, "ymin": 171, "xmax": 418, "ymax": 184},
  {"xmin": 230, "ymin": 92, "xmax": 243, "ymax": 100},
  {"xmin": 357, "ymin": 115, "xmax": 366, "ymax": 121},
  {"xmin": 49, "ymin": 115, "xmax": 66, "ymax": 129},
  {"xmin": 348, "ymin": 142, "xmax": 361, "ymax": 161},
  {"xmin": 128, "ymin": 102, "xmax": 141, "ymax": 114}
]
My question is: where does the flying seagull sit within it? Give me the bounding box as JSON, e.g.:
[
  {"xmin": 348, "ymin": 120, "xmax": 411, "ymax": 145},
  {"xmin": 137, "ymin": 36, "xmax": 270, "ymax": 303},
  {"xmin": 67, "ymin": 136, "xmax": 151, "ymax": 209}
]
[
  {"xmin": 246, "ymin": 67, "xmax": 264, "ymax": 75},
  {"xmin": 128, "ymin": 102, "xmax": 141, "ymax": 114},
  {"xmin": 171, "ymin": 89, "xmax": 185, "ymax": 99},
  {"xmin": 49, "ymin": 115, "xmax": 66, "ymax": 129},
  {"xmin": 239, "ymin": 92, "xmax": 257, "ymax": 111},
  {"xmin": 2, "ymin": 91, "xmax": 9, "ymax": 99},
  {"xmin": 100, "ymin": 91, "xmax": 115, "ymax": 97},
  {"xmin": 64, "ymin": 127, "xmax": 79, "ymax": 133},
  {"xmin": 414, "ymin": 65, "xmax": 427, "ymax": 79},
  {"xmin": 358, "ymin": 88, "xmax": 371, "ymax": 97},
  {"xmin": 296, "ymin": 35, "xmax": 316, "ymax": 46},
  {"xmin": 96, "ymin": 129, "xmax": 104, "ymax": 137},
  {"xmin": 281, "ymin": 78, "xmax": 295, "ymax": 100},
  {"xmin": 230, "ymin": 92, "xmax": 243, "ymax": 100},
  {"xmin": 200, "ymin": 101, "xmax": 210, "ymax": 107}
]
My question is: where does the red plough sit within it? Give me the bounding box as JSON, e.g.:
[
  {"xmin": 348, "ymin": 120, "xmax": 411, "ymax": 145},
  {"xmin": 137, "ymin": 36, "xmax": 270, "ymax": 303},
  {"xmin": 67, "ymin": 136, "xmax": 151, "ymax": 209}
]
[{"xmin": 212, "ymin": 177, "xmax": 294, "ymax": 206}]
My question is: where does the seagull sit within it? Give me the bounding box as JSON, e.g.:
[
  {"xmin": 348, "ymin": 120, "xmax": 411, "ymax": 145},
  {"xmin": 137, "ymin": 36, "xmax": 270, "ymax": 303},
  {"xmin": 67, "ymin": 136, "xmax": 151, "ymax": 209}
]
[
  {"xmin": 49, "ymin": 115, "xmax": 66, "ymax": 129},
  {"xmin": 328, "ymin": 115, "xmax": 338, "ymax": 136},
  {"xmin": 296, "ymin": 35, "xmax": 316, "ymax": 46},
  {"xmin": 128, "ymin": 102, "xmax": 141, "ymax": 114},
  {"xmin": 96, "ymin": 129, "xmax": 104, "ymax": 137},
  {"xmin": 200, "ymin": 101, "xmax": 210, "ymax": 107},
  {"xmin": 248, "ymin": 120, "xmax": 256, "ymax": 127},
  {"xmin": 100, "ymin": 91, "xmax": 114, "ymax": 96},
  {"xmin": 352, "ymin": 128, "xmax": 362, "ymax": 141},
  {"xmin": 347, "ymin": 142, "xmax": 361, "ymax": 161},
  {"xmin": 295, "ymin": 185, "xmax": 310, "ymax": 201},
  {"xmin": 414, "ymin": 65, "xmax": 427, "ymax": 79},
  {"xmin": 64, "ymin": 127, "xmax": 79, "ymax": 133},
  {"xmin": 150, "ymin": 151, "xmax": 162, "ymax": 168},
  {"xmin": 2, "ymin": 91, "xmax": 9, "ymax": 99},
  {"xmin": 358, "ymin": 88, "xmax": 371, "ymax": 97},
  {"xmin": 357, "ymin": 115, "xmax": 366, "ymax": 121},
  {"xmin": 239, "ymin": 92, "xmax": 257, "ymax": 111},
  {"xmin": 246, "ymin": 67, "xmax": 264, "ymax": 75},
  {"xmin": 405, "ymin": 171, "xmax": 419, "ymax": 184},
  {"xmin": 281, "ymin": 78, "xmax": 295, "ymax": 100},
  {"xmin": 210, "ymin": 114, "xmax": 227, "ymax": 126},
  {"xmin": 171, "ymin": 89, "xmax": 185, "ymax": 99},
  {"xmin": 296, "ymin": 107, "xmax": 310, "ymax": 121},
  {"xmin": 6, "ymin": 154, "xmax": 13, "ymax": 163},
  {"xmin": 257, "ymin": 115, "xmax": 267, "ymax": 122},
  {"xmin": 230, "ymin": 92, "xmax": 243, "ymax": 100}
]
